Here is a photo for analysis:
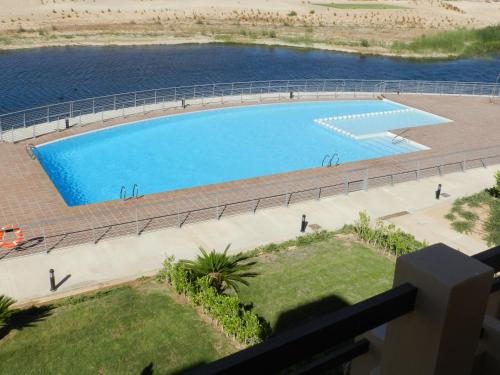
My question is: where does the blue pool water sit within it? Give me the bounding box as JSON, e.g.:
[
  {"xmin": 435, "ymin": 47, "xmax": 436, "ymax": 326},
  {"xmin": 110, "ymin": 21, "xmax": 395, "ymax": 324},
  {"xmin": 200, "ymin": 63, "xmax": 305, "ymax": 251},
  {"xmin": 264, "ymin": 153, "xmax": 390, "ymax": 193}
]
[{"xmin": 36, "ymin": 100, "xmax": 444, "ymax": 206}]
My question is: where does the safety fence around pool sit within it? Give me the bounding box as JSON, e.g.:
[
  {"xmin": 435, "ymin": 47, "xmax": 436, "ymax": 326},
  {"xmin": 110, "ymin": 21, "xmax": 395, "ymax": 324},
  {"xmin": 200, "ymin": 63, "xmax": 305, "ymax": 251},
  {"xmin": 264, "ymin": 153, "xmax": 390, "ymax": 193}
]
[
  {"xmin": 2, "ymin": 143, "xmax": 499, "ymax": 261},
  {"xmin": 1, "ymin": 79, "xmax": 499, "ymax": 143}
]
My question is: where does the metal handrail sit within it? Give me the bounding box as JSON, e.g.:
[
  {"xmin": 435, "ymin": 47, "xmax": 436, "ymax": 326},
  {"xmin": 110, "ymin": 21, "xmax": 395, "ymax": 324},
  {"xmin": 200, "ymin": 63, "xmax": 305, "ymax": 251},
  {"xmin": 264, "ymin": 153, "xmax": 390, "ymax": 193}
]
[
  {"xmin": 120, "ymin": 186, "xmax": 127, "ymax": 200},
  {"xmin": 132, "ymin": 184, "xmax": 139, "ymax": 199},
  {"xmin": 1, "ymin": 79, "xmax": 500, "ymax": 142},
  {"xmin": 184, "ymin": 283, "xmax": 418, "ymax": 375},
  {"xmin": 5, "ymin": 144, "xmax": 498, "ymax": 261},
  {"xmin": 392, "ymin": 129, "xmax": 411, "ymax": 144},
  {"xmin": 25, "ymin": 144, "xmax": 36, "ymax": 159}
]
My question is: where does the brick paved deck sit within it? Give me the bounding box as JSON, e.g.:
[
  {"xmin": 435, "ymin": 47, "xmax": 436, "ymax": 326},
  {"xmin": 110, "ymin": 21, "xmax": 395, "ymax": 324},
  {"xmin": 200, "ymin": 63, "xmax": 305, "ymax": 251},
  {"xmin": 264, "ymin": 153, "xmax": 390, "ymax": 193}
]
[{"xmin": 0, "ymin": 95, "xmax": 499, "ymax": 259}]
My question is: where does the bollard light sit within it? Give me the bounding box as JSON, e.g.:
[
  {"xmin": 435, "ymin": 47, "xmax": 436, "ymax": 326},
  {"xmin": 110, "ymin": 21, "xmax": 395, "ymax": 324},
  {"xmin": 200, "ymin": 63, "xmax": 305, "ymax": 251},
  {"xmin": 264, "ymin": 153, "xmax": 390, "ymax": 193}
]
[
  {"xmin": 49, "ymin": 269, "xmax": 56, "ymax": 292},
  {"xmin": 435, "ymin": 184, "xmax": 442, "ymax": 200},
  {"xmin": 300, "ymin": 214, "xmax": 307, "ymax": 233}
]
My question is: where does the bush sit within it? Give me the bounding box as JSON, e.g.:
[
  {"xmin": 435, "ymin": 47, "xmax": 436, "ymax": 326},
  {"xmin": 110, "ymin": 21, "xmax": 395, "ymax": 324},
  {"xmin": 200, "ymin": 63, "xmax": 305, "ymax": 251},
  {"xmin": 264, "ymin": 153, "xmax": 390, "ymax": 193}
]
[
  {"xmin": 360, "ymin": 39, "xmax": 369, "ymax": 47},
  {"xmin": 494, "ymin": 171, "xmax": 500, "ymax": 197},
  {"xmin": 348, "ymin": 212, "xmax": 427, "ymax": 256},
  {"xmin": 288, "ymin": 11, "xmax": 297, "ymax": 16},
  {"xmin": 484, "ymin": 201, "xmax": 500, "ymax": 246},
  {"xmin": 0, "ymin": 295, "xmax": 15, "ymax": 324},
  {"xmin": 158, "ymin": 257, "xmax": 270, "ymax": 345}
]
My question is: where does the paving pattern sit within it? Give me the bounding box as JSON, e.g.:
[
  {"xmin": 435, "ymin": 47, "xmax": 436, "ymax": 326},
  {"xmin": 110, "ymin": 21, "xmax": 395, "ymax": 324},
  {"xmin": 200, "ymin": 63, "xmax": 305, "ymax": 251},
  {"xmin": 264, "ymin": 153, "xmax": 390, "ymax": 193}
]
[{"xmin": 0, "ymin": 94, "xmax": 499, "ymax": 259}]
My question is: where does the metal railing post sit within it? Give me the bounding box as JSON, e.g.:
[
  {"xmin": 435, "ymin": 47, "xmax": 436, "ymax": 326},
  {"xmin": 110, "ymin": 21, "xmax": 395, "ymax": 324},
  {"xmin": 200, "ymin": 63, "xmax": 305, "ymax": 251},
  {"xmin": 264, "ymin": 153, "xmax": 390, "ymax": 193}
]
[
  {"xmin": 363, "ymin": 169, "xmax": 369, "ymax": 191},
  {"xmin": 174, "ymin": 87, "xmax": 177, "ymax": 102},
  {"xmin": 42, "ymin": 224, "xmax": 48, "ymax": 253},
  {"xmin": 177, "ymin": 204, "xmax": 180, "ymax": 227},
  {"xmin": 135, "ymin": 207, "xmax": 139, "ymax": 235}
]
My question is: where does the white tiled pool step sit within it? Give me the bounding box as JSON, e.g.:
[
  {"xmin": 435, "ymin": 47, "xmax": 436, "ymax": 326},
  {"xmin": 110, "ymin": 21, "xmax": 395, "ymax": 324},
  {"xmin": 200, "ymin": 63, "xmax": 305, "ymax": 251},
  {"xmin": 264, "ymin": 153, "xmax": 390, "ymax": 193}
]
[
  {"xmin": 313, "ymin": 118, "xmax": 357, "ymax": 139},
  {"xmin": 317, "ymin": 108, "xmax": 414, "ymax": 122},
  {"xmin": 361, "ymin": 136, "xmax": 418, "ymax": 155},
  {"xmin": 313, "ymin": 108, "xmax": 415, "ymax": 140}
]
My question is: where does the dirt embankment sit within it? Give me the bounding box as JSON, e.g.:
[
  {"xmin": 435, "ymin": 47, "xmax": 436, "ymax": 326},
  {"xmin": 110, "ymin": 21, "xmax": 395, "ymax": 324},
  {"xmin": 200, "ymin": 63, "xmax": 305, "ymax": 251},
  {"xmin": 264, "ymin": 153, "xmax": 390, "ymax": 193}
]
[{"xmin": 0, "ymin": 0, "xmax": 499, "ymax": 57}]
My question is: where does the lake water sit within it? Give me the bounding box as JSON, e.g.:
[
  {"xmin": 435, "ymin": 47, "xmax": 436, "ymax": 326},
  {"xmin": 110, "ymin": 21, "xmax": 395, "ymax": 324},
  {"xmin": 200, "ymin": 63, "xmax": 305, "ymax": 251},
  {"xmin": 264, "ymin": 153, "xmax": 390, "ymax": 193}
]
[{"xmin": 0, "ymin": 44, "xmax": 499, "ymax": 114}]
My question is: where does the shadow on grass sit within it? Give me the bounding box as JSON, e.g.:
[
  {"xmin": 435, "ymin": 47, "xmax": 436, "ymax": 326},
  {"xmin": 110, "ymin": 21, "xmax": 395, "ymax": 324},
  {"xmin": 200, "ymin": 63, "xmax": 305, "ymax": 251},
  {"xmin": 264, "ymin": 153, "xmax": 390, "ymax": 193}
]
[
  {"xmin": 0, "ymin": 305, "xmax": 54, "ymax": 340},
  {"xmin": 170, "ymin": 361, "xmax": 207, "ymax": 375},
  {"xmin": 274, "ymin": 294, "xmax": 350, "ymax": 335},
  {"xmin": 140, "ymin": 362, "xmax": 154, "ymax": 375}
]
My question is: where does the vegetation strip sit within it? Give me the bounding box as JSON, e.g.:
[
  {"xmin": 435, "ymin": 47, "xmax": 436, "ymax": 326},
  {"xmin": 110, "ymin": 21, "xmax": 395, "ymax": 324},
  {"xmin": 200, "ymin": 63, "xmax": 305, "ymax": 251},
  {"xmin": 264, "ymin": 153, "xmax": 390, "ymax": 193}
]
[{"xmin": 445, "ymin": 171, "xmax": 500, "ymax": 246}]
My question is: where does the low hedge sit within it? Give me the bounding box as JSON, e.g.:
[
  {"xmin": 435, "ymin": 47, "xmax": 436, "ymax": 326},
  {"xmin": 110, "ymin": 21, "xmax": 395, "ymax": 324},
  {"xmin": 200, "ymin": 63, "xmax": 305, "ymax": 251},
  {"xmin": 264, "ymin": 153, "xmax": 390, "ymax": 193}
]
[
  {"xmin": 157, "ymin": 257, "xmax": 270, "ymax": 346},
  {"xmin": 347, "ymin": 211, "xmax": 427, "ymax": 256}
]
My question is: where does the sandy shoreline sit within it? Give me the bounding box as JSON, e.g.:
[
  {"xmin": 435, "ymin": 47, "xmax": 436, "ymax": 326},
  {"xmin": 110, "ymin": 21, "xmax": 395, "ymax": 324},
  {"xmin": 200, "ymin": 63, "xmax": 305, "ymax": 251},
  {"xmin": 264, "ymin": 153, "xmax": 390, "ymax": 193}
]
[
  {"xmin": 0, "ymin": 0, "xmax": 499, "ymax": 58},
  {"xmin": 0, "ymin": 34, "xmax": 456, "ymax": 59}
]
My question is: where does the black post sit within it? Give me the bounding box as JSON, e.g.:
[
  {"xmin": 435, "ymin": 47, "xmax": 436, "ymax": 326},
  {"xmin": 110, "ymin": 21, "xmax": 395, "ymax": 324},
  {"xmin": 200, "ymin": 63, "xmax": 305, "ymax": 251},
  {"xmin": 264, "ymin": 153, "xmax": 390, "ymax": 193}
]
[
  {"xmin": 49, "ymin": 269, "xmax": 56, "ymax": 292},
  {"xmin": 435, "ymin": 184, "xmax": 442, "ymax": 200},
  {"xmin": 289, "ymin": 91, "xmax": 294, "ymax": 99},
  {"xmin": 300, "ymin": 214, "xmax": 308, "ymax": 233},
  {"xmin": 181, "ymin": 99, "xmax": 186, "ymax": 108},
  {"xmin": 65, "ymin": 118, "xmax": 69, "ymax": 129}
]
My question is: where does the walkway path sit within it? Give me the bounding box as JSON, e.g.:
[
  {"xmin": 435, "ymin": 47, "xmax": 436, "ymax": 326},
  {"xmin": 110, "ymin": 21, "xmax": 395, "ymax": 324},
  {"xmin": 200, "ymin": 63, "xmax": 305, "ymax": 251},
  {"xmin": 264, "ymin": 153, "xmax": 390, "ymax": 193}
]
[{"xmin": 1, "ymin": 165, "xmax": 497, "ymax": 305}]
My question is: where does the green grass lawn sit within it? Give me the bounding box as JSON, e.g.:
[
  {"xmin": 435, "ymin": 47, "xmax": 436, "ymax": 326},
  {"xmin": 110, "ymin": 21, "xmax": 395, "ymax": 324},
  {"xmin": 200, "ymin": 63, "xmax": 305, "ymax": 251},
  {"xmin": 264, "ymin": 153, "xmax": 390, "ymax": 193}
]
[
  {"xmin": 0, "ymin": 235, "xmax": 395, "ymax": 373},
  {"xmin": 315, "ymin": 2, "xmax": 408, "ymax": 10},
  {"xmin": 0, "ymin": 283, "xmax": 234, "ymax": 375},
  {"xmin": 238, "ymin": 236, "xmax": 395, "ymax": 333}
]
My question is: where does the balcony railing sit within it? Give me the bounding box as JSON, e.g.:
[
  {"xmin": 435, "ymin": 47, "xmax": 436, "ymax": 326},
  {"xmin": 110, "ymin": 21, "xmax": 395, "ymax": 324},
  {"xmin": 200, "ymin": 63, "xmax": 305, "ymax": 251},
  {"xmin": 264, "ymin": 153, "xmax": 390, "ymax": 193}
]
[
  {"xmin": 185, "ymin": 244, "xmax": 500, "ymax": 374},
  {"xmin": 1, "ymin": 79, "xmax": 499, "ymax": 143}
]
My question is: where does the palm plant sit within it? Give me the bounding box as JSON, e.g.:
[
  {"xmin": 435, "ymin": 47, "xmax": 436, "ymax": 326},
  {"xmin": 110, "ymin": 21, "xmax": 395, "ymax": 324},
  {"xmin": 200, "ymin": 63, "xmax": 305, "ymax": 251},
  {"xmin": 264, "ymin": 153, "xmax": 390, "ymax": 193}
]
[
  {"xmin": 0, "ymin": 295, "xmax": 15, "ymax": 325},
  {"xmin": 181, "ymin": 245, "xmax": 257, "ymax": 294}
]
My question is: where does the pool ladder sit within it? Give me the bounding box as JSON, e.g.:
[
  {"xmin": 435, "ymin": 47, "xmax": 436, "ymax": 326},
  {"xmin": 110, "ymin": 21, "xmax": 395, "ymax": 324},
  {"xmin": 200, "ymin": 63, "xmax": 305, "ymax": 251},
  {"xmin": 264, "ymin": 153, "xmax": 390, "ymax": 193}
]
[
  {"xmin": 26, "ymin": 144, "xmax": 37, "ymax": 160},
  {"xmin": 392, "ymin": 129, "xmax": 410, "ymax": 145},
  {"xmin": 120, "ymin": 184, "xmax": 140, "ymax": 200},
  {"xmin": 322, "ymin": 153, "xmax": 340, "ymax": 167}
]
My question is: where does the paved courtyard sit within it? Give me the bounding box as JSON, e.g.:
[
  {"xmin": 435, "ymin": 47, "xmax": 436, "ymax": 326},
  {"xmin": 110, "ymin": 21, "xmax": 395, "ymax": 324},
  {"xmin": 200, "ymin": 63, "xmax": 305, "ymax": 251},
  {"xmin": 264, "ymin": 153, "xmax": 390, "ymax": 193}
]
[
  {"xmin": 1, "ymin": 166, "xmax": 496, "ymax": 305},
  {"xmin": 0, "ymin": 94, "xmax": 499, "ymax": 259}
]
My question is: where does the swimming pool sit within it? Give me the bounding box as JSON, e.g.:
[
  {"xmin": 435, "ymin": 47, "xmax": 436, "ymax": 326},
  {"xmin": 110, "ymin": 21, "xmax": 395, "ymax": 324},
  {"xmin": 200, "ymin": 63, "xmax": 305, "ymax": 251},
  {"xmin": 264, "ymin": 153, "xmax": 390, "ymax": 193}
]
[{"xmin": 36, "ymin": 100, "xmax": 447, "ymax": 206}]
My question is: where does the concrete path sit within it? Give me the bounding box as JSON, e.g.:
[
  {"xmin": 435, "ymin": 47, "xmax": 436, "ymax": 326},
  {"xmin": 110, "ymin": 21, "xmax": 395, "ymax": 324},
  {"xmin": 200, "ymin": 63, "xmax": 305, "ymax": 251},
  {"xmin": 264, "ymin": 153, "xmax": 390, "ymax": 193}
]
[{"xmin": 1, "ymin": 165, "xmax": 497, "ymax": 305}]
